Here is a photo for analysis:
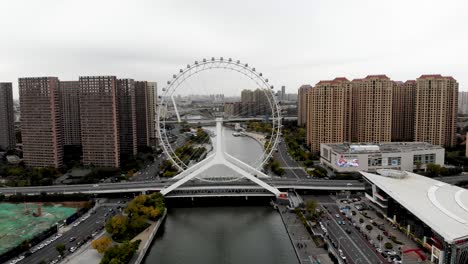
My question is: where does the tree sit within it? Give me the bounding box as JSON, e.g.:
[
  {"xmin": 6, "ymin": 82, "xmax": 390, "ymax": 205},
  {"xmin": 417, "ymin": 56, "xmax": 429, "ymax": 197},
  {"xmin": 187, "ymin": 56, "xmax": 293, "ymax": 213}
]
[
  {"xmin": 305, "ymin": 199, "xmax": 317, "ymax": 215},
  {"xmin": 100, "ymin": 240, "xmax": 141, "ymax": 264},
  {"xmin": 105, "ymin": 215, "xmax": 129, "ymax": 237},
  {"xmin": 426, "ymin": 163, "xmax": 442, "ymax": 177},
  {"xmin": 56, "ymin": 243, "xmax": 66, "ymax": 256},
  {"xmin": 92, "ymin": 236, "xmax": 112, "ymax": 254}
]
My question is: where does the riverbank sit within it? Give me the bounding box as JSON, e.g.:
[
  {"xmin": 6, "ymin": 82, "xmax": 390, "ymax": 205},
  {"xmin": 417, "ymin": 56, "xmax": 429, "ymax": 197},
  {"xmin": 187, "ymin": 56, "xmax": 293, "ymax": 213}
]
[
  {"xmin": 132, "ymin": 209, "xmax": 167, "ymax": 264},
  {"xmin": 277, "ymin": 204, "xmax": 332, "ymax": 264},
  {"xmin": 242, "ymin": 131, "xmax": 266, "ymax": 147}
]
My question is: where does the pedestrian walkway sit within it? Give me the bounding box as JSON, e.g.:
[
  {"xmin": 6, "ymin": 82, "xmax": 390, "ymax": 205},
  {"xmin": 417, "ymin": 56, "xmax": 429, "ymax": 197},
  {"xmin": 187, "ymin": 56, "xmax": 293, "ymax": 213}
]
[{"xmin": 277, "ymin": 205, "xmax": 332, "ymax": 264}]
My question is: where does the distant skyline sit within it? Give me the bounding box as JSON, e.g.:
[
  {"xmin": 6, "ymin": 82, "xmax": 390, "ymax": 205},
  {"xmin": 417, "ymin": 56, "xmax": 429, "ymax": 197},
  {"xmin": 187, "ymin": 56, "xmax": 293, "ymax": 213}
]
[{"xmin": 1, "ymin": 0, "xmax": 467, "ymax": 99}]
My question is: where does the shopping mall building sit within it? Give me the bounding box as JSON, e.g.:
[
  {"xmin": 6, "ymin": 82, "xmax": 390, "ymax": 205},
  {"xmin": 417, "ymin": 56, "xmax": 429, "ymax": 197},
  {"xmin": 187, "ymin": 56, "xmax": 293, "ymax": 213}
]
[
  {"xmin": 361, "ymin": 170, "xmax": 468, "ymax": 264},
  {"xmin": 320, "ymin": 142, "xmax": 444, "ymax": 173}
]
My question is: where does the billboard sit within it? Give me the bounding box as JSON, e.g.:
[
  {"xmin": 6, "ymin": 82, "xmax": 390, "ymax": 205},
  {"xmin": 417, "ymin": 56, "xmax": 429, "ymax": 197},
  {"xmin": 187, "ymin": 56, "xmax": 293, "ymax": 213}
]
[{"xmin": 336, "ymin": 156, "xmax": 359, "ymax": 167}]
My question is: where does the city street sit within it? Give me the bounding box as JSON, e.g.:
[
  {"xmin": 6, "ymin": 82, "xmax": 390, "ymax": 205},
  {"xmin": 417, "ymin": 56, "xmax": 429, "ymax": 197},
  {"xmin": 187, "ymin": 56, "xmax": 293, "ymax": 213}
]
[
  {"xmin": 322, "ymin": 204, "xmax": 384, "ymax": 264},
  {"xmin": 274, "ymin": 140, "xmax": 309, "ymax": 179}
]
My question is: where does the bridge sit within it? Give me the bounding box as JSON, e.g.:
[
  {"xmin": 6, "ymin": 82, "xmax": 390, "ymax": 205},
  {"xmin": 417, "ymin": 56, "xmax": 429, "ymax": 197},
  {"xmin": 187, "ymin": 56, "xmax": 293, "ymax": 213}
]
[
  {"xmin": 0, "ymin": 179, "xmax": 364, "ymax": 197},
  {"xmin": 164, "ymin": 116, "xmax": 297, "ymax": 124}
]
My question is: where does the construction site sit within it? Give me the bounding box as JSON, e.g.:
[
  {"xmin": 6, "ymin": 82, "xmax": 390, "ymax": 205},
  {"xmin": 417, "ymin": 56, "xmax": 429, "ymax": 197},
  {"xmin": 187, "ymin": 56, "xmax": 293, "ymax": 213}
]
[{"xmin": 0, "ymin": 202, "xmax": 76, "ymax": 254}]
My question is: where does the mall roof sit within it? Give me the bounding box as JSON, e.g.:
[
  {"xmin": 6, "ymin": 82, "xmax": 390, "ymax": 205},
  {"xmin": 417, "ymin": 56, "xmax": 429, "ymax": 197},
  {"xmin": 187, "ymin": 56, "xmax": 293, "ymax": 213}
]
[
  {"xmin": 323, "ymin": 142, "xmax": 443, "ymax": 154},
  {"xmin": 361, "ymin": 170, "xmax": 468, "ymax": 243}
]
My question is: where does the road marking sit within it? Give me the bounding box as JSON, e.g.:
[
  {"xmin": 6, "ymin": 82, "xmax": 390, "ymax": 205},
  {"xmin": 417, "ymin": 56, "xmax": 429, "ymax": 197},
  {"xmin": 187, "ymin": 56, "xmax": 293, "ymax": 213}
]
[{"xmin": 324, "ymin": 209, "xmax": 376, "ymax": 264}]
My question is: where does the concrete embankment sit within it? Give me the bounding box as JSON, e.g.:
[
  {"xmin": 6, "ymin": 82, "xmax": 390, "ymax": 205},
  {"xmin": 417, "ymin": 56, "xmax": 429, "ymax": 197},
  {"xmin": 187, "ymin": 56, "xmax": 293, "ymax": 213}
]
[
  {"xmin": 132, "ymin": 209, "xmax": 167, "ymax": 264},
  {"xmin": 277, "ymin": 205, "xmax": 303, "ymax": 264},
  {"xmin": 242, "ymin": 131, "xmax": 266, "ymax": 147}
]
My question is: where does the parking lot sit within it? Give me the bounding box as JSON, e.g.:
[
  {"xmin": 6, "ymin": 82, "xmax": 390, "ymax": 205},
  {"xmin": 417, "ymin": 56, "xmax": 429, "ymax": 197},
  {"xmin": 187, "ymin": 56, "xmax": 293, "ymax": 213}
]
[{"xmin": 337, "ymin": 199, "xmax": 432, "ymax": 264}]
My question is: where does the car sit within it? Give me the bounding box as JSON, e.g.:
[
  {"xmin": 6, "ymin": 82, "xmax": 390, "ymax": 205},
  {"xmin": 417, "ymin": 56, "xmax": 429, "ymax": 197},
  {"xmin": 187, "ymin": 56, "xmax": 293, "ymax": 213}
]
[
  {"xmin": 91, "ymin": 231, "xmax": 98, "ymax": 237},
  {"xmin": 69, "ymin": 246, "xmax": 77, "ymax": 253},
  {"xmin": 345, "ymin": 228, "xmax": 352, "ymax": 234},
  {"xmin": 69, "ymin": 237, "xmax": 76, "ymax": 242},
  {"xmin": 346, "ymin": 183, "xmax": 353, "ymax": 186},
  {"xmin": 386, "ymin": 250, "xmax": 397, "ymax": 256},
  {"xmin": 335, "ymin": 214, "xmax": 340, "ymax": 218},
  {"xmin": 381, "ymin": 252, "xmax": 388, "ymax": 258},
  {"xmin": 392, "ymin": 255, "xmax": 402, "ymax": 263},
  {"xmin": 93, "ymin": 184, "xmax": 99, "ymax": 187},
  {"xmin": 376, "ymin": 247, "xmax": 383, "ymax": 253}
]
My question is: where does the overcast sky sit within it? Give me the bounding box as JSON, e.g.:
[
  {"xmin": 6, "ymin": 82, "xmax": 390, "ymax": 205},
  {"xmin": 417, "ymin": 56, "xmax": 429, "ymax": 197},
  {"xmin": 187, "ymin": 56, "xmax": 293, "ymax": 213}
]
[{"xmin": 1, "ymin": 0, "xmax": 467, "ymax": 98}]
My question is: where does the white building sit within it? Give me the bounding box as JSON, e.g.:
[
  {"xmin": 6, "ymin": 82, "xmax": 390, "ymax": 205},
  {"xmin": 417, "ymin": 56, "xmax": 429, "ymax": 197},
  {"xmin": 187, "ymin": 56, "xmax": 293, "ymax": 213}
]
[
  {"xmin": 320, "ymin": 142, "xmax": 444, "ymax": 173},
  {"xmin": 361, "ymin": 170, "xmax": 468, "ymax": 264}
]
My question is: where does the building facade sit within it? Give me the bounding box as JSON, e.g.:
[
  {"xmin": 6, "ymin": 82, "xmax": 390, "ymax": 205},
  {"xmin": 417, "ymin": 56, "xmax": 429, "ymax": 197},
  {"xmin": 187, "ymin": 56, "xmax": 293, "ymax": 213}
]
[
  {"xmin": 458, "ymin": 91, "xmax": 468, "ymax": 115},
  {"xmin": 59, "ymin": 81, "xmax": 81, "ymax": 146},
  {"xmin": 79, "ymin": 76, "xmax": 120, "ymax": 168},
  {"xmin": 391, "ymin": 80, "xmax": 415, "ymax": 141},
  {"xmin": 19, "ymin": 77, "xmax": 63, "ymax": 167},
  {"xmin": 298, "ymin": 85, "xmax": 311, "ymax": 127},
  {"xmin": 135, "ymin": 81, "xmax": 157, "ymax": 149},
  {"xmin": 306, "ymin": 78, "xmax": 352, "ymax": 152},
  {"xmin": 362, "ymin": 170, "xmax": 468, "ymax": 264},
  {"xmin": 351, "ymin": 75, "xmax": 392, "ymax": 143},
  {"xmin": 0, "ymin": 83, "xmax": 15, "ymax": 150},
  {"xmin": 118, "ymin": 79, "xmax": 137, "ymax": 162},
  {"xmin": 414, "ymin": 75, "xmax": 458, "ymax": 147},
  {"xmin": 320, "ymin": 142, "xmax": 444, "ymax": 173}
]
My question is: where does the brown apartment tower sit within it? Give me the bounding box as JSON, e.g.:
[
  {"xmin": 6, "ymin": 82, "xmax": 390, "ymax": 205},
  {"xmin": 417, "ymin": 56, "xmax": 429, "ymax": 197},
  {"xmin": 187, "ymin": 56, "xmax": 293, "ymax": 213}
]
[
  {"xmin": 0, "ymin": 83, "xmax": 15, "ymax": 150},
  {"xmin": 351, "ymin": 75, "xmax": 392, "ymax": 143},
  {"xmin": 298, "ymin": 85, "xmax": 312, "ymax": 127},
  {"xmin": 391, "ymin": 80, "xmax": 416, "ymax": 141},
  {"xmin": 59, "ymin": 81, "xmax": 81, "ymax": 145},
  {"xmin": 117, "ymin": 79, "xmax": 137, "ymax": 162},
  {"xmin": 79, "ymin": 76, "xmax": 120, "ymax": 168},
  {"xmin": 19, "ymin": 77, "xmax": 63, "ymax": 167},
  {"xmin": 135, "ymin": 81, "xmax": 157, "ymax": 149},
  {"xmin": 414, "ymin": 75, "xmax": 458, "ymax": 147},
  {"xmin": 306, "ymin": 78, "xmax": 352, "ymax": 152}
]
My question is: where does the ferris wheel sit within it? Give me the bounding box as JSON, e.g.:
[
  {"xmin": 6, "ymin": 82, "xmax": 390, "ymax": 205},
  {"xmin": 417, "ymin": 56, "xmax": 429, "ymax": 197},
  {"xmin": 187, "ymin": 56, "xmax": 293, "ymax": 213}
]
[{"xmin": 157, "ymin": 57, "xmax": 282, "ymax": 175}]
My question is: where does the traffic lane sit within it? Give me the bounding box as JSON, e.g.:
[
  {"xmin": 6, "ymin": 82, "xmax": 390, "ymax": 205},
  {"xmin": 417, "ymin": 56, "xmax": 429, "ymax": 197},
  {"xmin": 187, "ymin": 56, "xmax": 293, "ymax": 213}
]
[
  {"xmin": 324, "ymin": 206, "xmax": 381, "ymax": 264},
  {"xmin": 327, "ymin": 206, "xmax": 383, "ymax": 264},
  {"xmin": 326, "ymin": 224, "xmax": 362, "ymax": 263},
  {"xmin": 275, "ymin": 150, "xmax": 299, "ymax": 179},
  {"xmin": 24, "ymin": 206, "xmax": 113, "ymax": 263},
  {"xmin": 25, "ymin": 207, "xmax": 107, "ymax": 263}
]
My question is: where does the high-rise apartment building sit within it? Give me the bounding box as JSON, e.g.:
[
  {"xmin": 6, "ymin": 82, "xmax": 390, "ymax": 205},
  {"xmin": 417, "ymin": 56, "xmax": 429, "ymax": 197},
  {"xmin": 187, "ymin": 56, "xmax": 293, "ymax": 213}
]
[
  {"xmin": 0, "ymin": 83, "xmax": 15, "ymax": 150},
  {"xmin": 118, "ymin": 79, "xmax": 137, "ymax": 162},
  {"xmin": 298, "ymin": 85, "xmax": 312, "ymax": 127},
  {"xmin": 306, "ymin": 78, "xmax": 352, "ymax": 152},
  {"xmin": 458, "ymin": 91, "xmax": 468, "ymax": 115},
  {"xmin": 135, "ymin": 81, "xmax": 157, "ymax": 149},
  {"xmin": 391, "ymin": 81, "xmax": 415, "ymax": 141},
  {"xmin": 79, "ymin": 76, "xmax": 120, "ymax": 168},
  {"xmin": 19, "ymin": 77, "xmax": 63, "ymax": 167},
  {"xmin": 351, "ymin": 75, "xmax": 392, "ymax": 143},
  {"xmin": 414, "ymin": 75, "xmax": 458, "ymax": 147},
  {"xmin": 240, "ymin": 89, "xmax": 270, "ymax": 116},
  {"xmin": 59, "ymin": 81, "xmax": 81, "ymax": 145},
  {"xmin": 281, "ymin": 85, "xmax": 286, "ymax": 101}
]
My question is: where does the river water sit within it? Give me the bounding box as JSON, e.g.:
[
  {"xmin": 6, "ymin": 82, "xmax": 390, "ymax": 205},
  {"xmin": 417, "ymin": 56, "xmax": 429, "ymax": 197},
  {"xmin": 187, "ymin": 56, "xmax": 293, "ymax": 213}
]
[{"xmin": 143, "ymin": 126, "xmax": 298, "ymax": 264}]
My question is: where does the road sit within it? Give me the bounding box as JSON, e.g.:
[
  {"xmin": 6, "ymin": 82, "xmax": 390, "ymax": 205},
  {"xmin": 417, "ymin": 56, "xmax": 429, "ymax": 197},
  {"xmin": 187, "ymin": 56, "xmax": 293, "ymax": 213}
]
[
  {"xmin": 0, "ymin": 178, "xmax": 364, "ymax": 195},
  {"xmin": 274, "ymin": 140, "xmax": 309, "ymax": 179},
  {"xmin": 322, "ymin": 204, "xmax": 384, "ymax": 264},
  {"xmin": 8, "ymin": 204, "xmax": 120, "ymax": 264}
]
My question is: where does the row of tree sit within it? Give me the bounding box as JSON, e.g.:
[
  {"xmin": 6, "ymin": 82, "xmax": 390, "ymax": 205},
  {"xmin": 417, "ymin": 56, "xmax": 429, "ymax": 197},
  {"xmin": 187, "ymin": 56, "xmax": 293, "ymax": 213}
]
[{"xmin": 90, "ymin": 193, "xmax": 166, "ymax": 264}]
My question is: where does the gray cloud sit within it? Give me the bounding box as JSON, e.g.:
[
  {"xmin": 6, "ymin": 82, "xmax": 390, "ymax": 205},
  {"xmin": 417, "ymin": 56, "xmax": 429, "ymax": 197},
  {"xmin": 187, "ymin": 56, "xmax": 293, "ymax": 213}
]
[{"xmin": 1, "ymin": 0, "xmax": 467, "ymax": 98}]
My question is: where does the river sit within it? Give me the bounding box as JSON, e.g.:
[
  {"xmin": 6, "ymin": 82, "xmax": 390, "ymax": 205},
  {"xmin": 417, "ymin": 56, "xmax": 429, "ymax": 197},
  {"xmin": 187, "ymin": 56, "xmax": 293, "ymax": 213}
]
[{"xmin": 143, "ymin": 126, "xmax": 298, "ymax": 264}]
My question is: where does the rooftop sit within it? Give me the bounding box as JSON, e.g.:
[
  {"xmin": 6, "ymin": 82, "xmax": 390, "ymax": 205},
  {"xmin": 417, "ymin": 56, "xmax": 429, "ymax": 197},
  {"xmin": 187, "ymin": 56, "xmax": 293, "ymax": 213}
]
[
  {"xmin": 323, "ymin": 142, "xmax": 443, "ymax": 154},
  {"xmin": 361, "ymin": 170, "xmax": 468, "ymax": 243}
]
